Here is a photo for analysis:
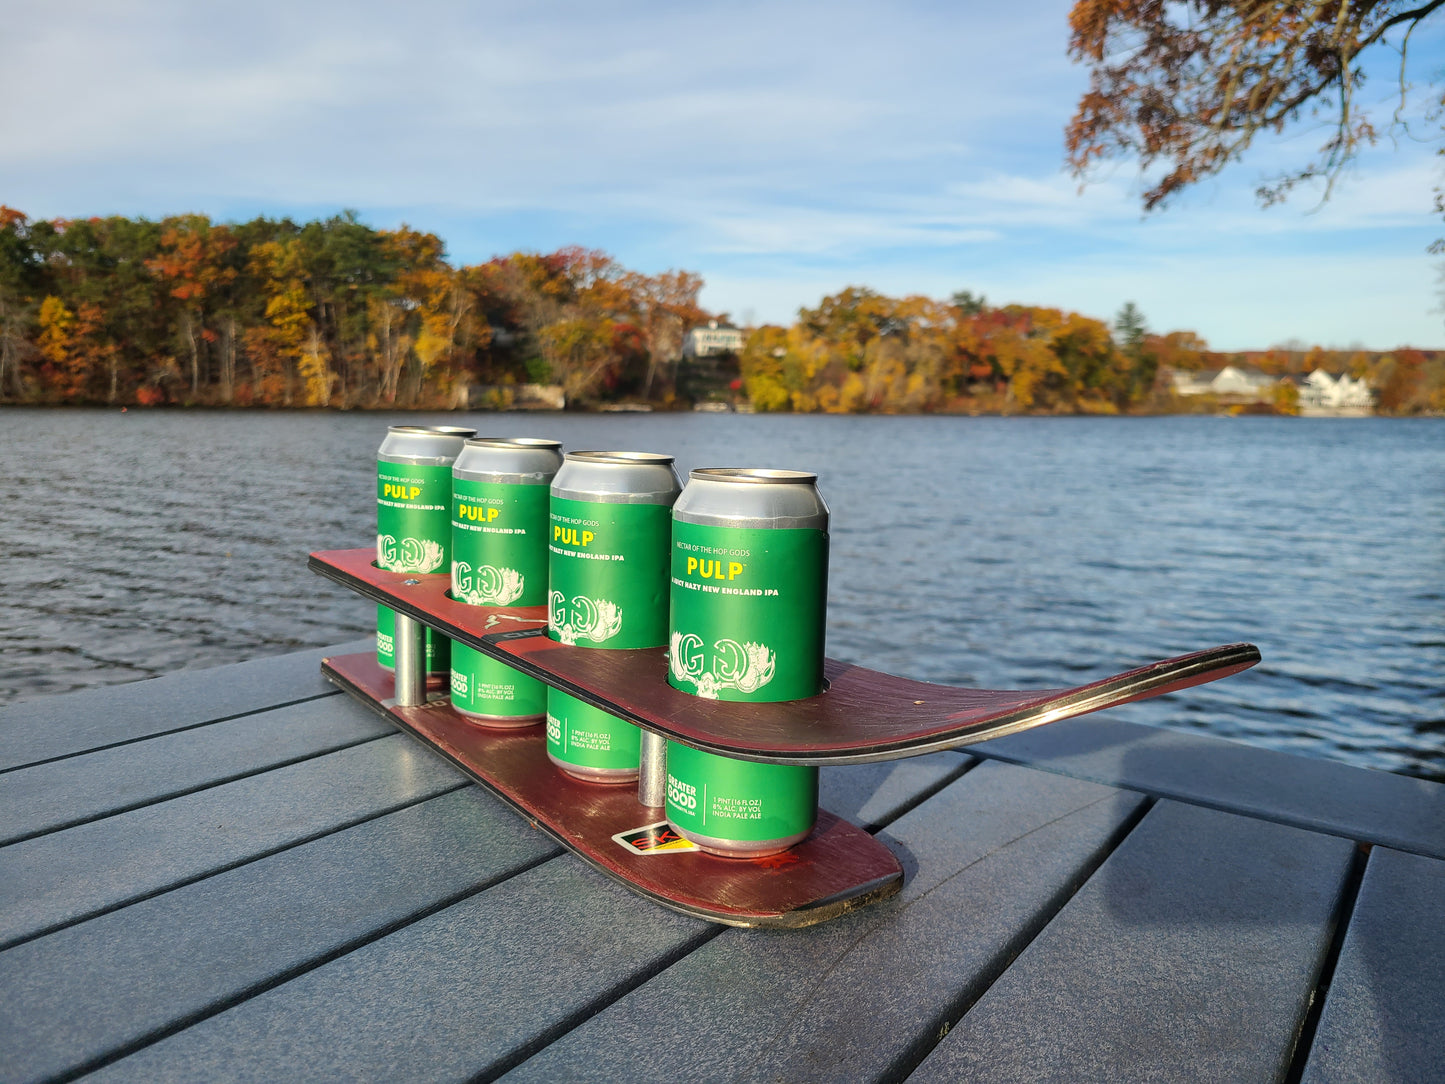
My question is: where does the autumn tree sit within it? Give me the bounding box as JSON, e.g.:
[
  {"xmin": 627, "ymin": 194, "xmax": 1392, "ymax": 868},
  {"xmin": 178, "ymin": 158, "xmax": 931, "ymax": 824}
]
[
  {"xmin": 736, "ymin": 321, "xmax": 833, "ymax": 412},
  {"xmin": 0, "ymin": 207, "xmax": 39, "ymax": 399},
  {"xmin": 1274, "ymin": 378, "xmax": 1303, "ymax": 414},
  {"xmin": 31, "ymin": 217, "xmax": 166, "ymax": 402},
  {"xmin": 296, "ymin": 211, "xmax": 396, "ymax": 403},
  {"xmin": 373, "ymin": 226, "xmax": 479, "ymax": 407},
  {"xmin": 1373, "ymin": 347, "xmax": 1445, "ymax": 411},
  {"xmin": 536, "ymin": 248, "xmax": 634, "ymax": 401},
  {"xmin": 1147, "ymin": 329, "xmax": 1212, "ymax": 373},
  {"xmin": 1067, "ymin": 0, "xmax": 1445, "ymax": 209},
  {"xmin": 738, "ymin": 326, "xmax": 793, "ymax": 411},
  {"xmin": 621, "ymin": 269, "xmax": 706, "ymax": 399},
  {"xmin": 36, "ymin": 296, "xmax": 77, "ymax": 394},
  {"xmin": 148, "ymin": 215, "xmax": 237, "ymax": 397},
  {"xmin": 984, "ymin": 307, "xmax": 1072, "ymax": 411},
  {"xmin": 248, "ymin": 238, "xmax": 322, "ymax": 406},
  {"xmin": 36, "ymin": 296, "xmax": 117, "ymax": 401},
  {"xmin": 463, "ymin": 248, "xmax": 693, "ymax": 404},
  {"xmin": 469, "ymin": 251, "xmax": 581, "ymax": 384}
]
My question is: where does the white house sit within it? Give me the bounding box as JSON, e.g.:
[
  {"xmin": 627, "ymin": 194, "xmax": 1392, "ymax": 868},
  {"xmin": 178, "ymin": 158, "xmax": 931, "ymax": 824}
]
[
  {"xmin": 1298, "ymin": 369, "xmax": 1374, "ymax": 415},
  {"xmin": 1170, "ymin": 365, "xmax": 1275, "ymax": 401},
  {"xmin": 683, "ymin": 320, "xmax": 745, "ymax": 359}
]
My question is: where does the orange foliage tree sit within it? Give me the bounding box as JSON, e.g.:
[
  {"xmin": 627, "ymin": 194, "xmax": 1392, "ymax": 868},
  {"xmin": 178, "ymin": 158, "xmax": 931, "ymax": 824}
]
[
  {"xmin": 147, "ymin": 216, "xmax": 236, "ymax": 396},
  {"xmin": 1066, "ymin": 0, "xmax": 1445, "ymax": 209}
]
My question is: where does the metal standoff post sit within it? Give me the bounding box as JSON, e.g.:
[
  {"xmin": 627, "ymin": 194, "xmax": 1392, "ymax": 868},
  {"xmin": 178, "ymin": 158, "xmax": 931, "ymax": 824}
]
[
  {"xmin": 638, "ymin": 730, "xmax": 667, "ymax": 808},
  {"xmin": 392, "ymin": 611, "xmax": 428, "ymax": 707}
]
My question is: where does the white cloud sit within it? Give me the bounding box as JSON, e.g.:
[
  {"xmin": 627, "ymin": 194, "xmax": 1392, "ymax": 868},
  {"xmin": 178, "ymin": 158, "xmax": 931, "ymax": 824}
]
[{"xmin": 2, "ymin": 0, "xmax": 1440, "ymax": 350}]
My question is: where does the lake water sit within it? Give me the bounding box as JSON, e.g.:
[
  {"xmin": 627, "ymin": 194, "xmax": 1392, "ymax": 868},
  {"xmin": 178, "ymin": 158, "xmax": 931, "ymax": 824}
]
[{"xmin": 2, "ymin": 408, "xmax": 1441, "ymax": 781}]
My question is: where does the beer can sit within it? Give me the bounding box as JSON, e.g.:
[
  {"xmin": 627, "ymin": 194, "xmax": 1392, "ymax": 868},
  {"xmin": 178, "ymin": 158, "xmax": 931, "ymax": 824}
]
[
  {"xmin": 664, "ymin": 467, "xmax": 829, "ymax": 856},
  {"xmin": 376, "ymin": 424, "xmax": 475, "ymax": 674},
  {"xmin": 546, "ymin": 451, "xmax": 681, "ymax": 782},
  {"xmin": 449, "ymin": 437, "xmax": 563, "ymax": 726}
]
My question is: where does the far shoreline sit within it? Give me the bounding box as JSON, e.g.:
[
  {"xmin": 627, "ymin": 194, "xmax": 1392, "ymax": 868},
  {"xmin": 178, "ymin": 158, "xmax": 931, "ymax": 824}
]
[{"xmin": 2, "ymin": 402, "xmax": 1438, "ymax": 419}]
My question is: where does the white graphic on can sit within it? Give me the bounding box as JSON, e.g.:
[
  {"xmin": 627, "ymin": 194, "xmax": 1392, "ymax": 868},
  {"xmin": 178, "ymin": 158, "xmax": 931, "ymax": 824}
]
[
  {"xmin": 548, "ymin": 592, "xmax": 623, "ymax": 645},
  {"xmin": 668, "ymin": 632, "xmax": 776, "ymax": 699},
  {"xmin": 452, "ymin": 561, "xmax": 525, "ymax": 606},
  {"xmin": 377, "ymin": 534, "xmax": 445, "ymax": 573}
]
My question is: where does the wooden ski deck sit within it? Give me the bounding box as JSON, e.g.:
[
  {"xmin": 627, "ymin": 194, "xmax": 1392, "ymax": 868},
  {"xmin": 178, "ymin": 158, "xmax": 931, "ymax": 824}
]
[{"xmin": 3, "ymin": 639, "xmax": 1442, "ymax": 1082}]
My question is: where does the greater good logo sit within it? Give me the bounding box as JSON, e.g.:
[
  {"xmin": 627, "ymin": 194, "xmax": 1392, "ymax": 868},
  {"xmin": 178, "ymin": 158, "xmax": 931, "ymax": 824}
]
[{"xmin": 665, "ymin": 773, "xmax": 699, "ymax": 810}]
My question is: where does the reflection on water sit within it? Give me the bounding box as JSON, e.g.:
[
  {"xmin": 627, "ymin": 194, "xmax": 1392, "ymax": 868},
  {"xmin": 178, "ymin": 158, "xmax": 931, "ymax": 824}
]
[{"xmin": 2, "ymin": 408, "xmax": 1441, "ymax": 780}]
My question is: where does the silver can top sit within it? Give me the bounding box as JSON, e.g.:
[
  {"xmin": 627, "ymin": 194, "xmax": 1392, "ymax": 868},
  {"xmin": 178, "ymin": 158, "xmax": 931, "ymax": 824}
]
[
  {"xmin": 377, "ymin": 425, "xmax": 477, "ymax": 464},
  {"xmin": 454, "ymin": 437, "xmax": 564, "ymax": 484},
  {"xmin": 690, "ymin": 467, "xmax": 817, "ymax": 485},
  {"xmin": 552, "ymin": 450, "xmax": 682, "ymax": 505},
  {"xmin": 673, "ymin": 467, "xmax": 829, "ymax": 529}
]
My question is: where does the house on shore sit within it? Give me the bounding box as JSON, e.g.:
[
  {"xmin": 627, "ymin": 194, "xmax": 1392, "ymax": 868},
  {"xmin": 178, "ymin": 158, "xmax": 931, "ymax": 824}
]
[
  {"xmin": 1170, "ymin": 364, "xmax": 1375, "ymax": 415},
  {"xmin": 1169, "ymin": 365, "xmax": 1276, "ymax": 402},
  {"xmin": 1297, "ymin": 369, "xmax": 1375, "ymax": 416},
  {"xmin": 683, "ymin": 319, "xmax": 745, "ymax": 359}
]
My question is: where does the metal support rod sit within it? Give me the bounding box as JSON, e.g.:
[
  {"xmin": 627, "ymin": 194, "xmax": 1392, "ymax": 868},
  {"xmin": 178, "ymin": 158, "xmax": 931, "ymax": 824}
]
[
  {"xmin": 638, "ymin": 730, "xmax": 667, "ymax": 809},
  {"xmin": 393, "ymin": 611, "xmax": 427, "ymax": 707}
]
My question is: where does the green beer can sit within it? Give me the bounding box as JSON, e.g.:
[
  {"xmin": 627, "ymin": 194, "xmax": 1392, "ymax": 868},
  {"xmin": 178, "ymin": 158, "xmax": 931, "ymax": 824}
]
[
  {"xmin": 376, "ymin": 424, "xmax": 475, "ymax": 674},
  {"xmin": 664, "ymin": 468, "xmax": 829, "ymax": 856},
  {"xmin": 546, "ymin": 451, "xmax": 681, "ymax": 783},
  {"xmin": 449, "ymin": 437, "xmax": 563, "ymax": 726}
]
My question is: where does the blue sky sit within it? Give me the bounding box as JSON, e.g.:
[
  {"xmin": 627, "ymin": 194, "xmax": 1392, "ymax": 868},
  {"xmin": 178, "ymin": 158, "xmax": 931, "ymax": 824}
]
[{"xmin": 5, "ymin": 0, "xmax": 1445, "ymax": 350}]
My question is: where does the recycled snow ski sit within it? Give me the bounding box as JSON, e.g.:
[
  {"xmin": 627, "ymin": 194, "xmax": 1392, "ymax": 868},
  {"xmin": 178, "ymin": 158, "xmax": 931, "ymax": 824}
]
[
  {"xmin": 310, "ymin": 547, "xmax": 1259, "ymax": 926},
  {"xmin": 310, "ymin": 548, "xmax": 1261, "ymax": 765},
  {"xmin": 320, "ymin": 651, "xmax": 903, "ymax": 928}
]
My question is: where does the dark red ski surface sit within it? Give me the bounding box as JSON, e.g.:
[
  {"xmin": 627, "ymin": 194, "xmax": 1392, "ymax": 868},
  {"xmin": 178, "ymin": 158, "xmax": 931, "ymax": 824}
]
[
  {"xmin": 321, "ymin": 652, "xmax": 903, "ymax": 928},
  {"xmin": 310, "ymin": 548, "xmax": 1261, "ymax": 765}
]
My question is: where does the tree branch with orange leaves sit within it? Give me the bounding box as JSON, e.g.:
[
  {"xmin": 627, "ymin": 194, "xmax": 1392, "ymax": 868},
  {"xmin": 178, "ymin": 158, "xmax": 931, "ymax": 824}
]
[{"xmin": 1066, "ymin": 0, "xmax": 1445, "ymax": 209}]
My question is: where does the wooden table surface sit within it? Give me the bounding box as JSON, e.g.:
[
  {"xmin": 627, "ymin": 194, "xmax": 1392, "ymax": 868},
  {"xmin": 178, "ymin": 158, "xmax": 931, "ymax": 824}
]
[{"xmin": 3, "ymin": 639, "xmax": 1441, "ymax": 1083}]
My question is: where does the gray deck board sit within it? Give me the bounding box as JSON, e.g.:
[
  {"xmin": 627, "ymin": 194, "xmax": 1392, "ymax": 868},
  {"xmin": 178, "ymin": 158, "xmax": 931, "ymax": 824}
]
[
  {"xmin": 502, "ymin": 761, "xmax": 1143, "ymax": 1084},
  {"xmin": 975, "ymin": 714, "xmax": 1445, "ymax": 859},
  {"xmin": 84, "ymin": 857, "xmax": 716, "ymax": 1083},
  {"xmin": 0, "ymin": 733, "xmax": 464, "ymax": 948},
  {"xmin": 0, "ymin": 638, "xmax": 372, "ymax": 772},
  {"xmin": 4, "ymin": 641, "xmax": 1441, "ymax": 1082},
  {"xmin": 908, "ymin": 800, "xmax": 1355, "ymax": 1083},
  {"xmin": 0, "ymin": 696, "xmax": 392, "ymax": 845},
  {"xmin": 0, "ymin": 787, "xmax": 561, "ymax": 1084},
  {"xmin": 817, "ymin": 750, "xmax": 971, "ymax": 829},
  {"xmin": 1302, "ymin": 847, "xmax": 1445, "ymax": 1084},
  {"xmin": 80, "ymin": 745, "xmax": 976, "ymax": 1082}
]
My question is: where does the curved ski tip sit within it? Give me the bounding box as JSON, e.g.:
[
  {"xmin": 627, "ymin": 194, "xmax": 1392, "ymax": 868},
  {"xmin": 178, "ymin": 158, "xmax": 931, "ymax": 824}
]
[
  {"xmin": 1145, "ymin": 641, "xmax": 1261, "ymax": 679},
  {"xmin": 1203, "ymin": 641, "xmax": 1262, "ymax": 669},
  {"xmin": 1119, "ymin": 641, "xmax": 1262, "ymax": 704}
]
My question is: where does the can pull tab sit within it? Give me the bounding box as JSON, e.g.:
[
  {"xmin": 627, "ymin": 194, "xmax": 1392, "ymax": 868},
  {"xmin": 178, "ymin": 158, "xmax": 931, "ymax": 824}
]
[{"xmin": 403, "ymin": 579, "xmax": 421, "ymax": 586}]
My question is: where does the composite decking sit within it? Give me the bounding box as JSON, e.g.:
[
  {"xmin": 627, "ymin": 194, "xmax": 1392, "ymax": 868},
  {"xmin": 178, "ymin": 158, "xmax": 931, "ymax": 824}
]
[{"xmin": 2, "ymin": 639, "xmax": 1441, "ymax": 1083}]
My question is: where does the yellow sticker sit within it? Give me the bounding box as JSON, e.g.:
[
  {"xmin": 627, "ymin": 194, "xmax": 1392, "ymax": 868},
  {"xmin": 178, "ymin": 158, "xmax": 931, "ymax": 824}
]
[{"xmin": 611, "ymin": 821, "xmax": 700, "ymax": 855}]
